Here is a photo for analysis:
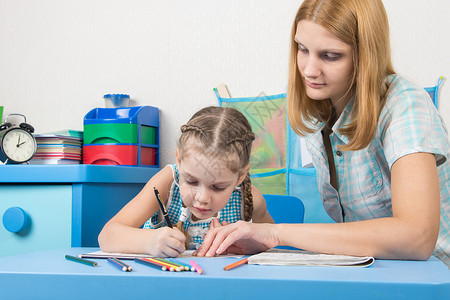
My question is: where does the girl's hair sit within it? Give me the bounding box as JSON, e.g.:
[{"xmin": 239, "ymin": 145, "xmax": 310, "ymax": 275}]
[
  {"xmin": 287, "ymin": 0, "xmax": 396, "ymax": 151},
  {"xmin": 175, "ymin": 106, "xmax": 256, "ymax": 246}
]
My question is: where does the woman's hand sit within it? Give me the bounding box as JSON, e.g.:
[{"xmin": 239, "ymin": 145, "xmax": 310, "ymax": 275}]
[
  {"xmin": 145, "ymin": 227, "xmax": 186, "ymax": 257},
  {"xmin": 195, "ymin": 220, "xmax": 279, "ymax": 257}
]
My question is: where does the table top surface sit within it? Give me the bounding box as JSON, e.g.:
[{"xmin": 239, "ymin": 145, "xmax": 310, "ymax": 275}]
[
  {"xmin": 0, "ymin": 164, "xmax": 160, "ymax": 183},
  {"xmin": 0, "ymin": 247, "xmax": 449, "ymax": 300}
]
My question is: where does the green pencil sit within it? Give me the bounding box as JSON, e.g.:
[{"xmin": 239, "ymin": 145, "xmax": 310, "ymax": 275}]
[{"xmin": 65, "ymin": 255, "xmax": 98, "ymax": 267}]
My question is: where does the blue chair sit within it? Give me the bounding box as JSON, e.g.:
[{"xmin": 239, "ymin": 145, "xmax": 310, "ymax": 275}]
[{"xmin": 263, "ymin": 194, "xmax": 305, "ymax": 224}]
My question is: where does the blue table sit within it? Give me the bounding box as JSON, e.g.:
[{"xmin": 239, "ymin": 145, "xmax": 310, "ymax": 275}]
[{"xmin": 0, "ymin": 248, "xmax": 449, "ymax": 300}]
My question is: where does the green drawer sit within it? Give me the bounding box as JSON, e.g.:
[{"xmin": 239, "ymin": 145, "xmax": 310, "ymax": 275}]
[
  {"xmin": 140, "ymin": 126, "xmax": 156, "ymax": 145},
  {"xmin": 84, "ymin": 124, "xmax": 156, "ymax": 145}
]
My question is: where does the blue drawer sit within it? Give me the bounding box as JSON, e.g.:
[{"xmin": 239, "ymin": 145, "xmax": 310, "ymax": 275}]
[
  {"xmin": 0, "ymin": 185, "xmax": 72, "ymax": 257},
  {"xmin": 0, "ymin": 165, "xmax": 160, "ymax": 257}
]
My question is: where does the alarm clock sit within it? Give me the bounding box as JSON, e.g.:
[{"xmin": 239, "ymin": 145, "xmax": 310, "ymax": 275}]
[{"xmin": 0, "ymin": 114, "xmax": 37, "ymax": 164}]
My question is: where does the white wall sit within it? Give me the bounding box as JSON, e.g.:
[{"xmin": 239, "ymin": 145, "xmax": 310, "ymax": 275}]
[{"xmin": 1, "ymin": 0, "xmax": 449, "ymax": 166}]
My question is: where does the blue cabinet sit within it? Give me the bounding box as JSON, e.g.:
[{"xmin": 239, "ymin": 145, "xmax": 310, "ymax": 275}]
[{"xmin": 0, "ymin": 165, "xmax": 159, "ymax": 257}]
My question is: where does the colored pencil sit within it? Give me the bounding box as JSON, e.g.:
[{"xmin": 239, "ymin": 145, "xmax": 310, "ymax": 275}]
[
  {"xmin": 156, "ymin": 257, "xmax": 187, "ymax": 271},
  {"xmin": 107, "ymin": 257, "xmax": 132, "ymax": 272},
  {"xmin": 143, "ymin": 258, "xmax": 178, "ymax": 272},
  {"xmin": 223, "ymin": 258, "xmax": 248, "ymax": 271},
  {"xmin": 113, "ymin": 257, "xmax": 133, "ymax": 271},
  {"xmin": 153, "ymin": 187, "xmax": 173, "ymax": 228},
  {"xmin": 189, "ymin": 259, "xmax": 204, "ymax": 275},
  {"xmin": 167, "ymin": 258, "xmax": 194, "ymax": 271},
  {"xmin": 65, "ymin": 255, "xmax": 97, "ymax": 267},
  {"xmin": 134, "ymin": 258, "xmax": 167, "ymax": 271},
  {"xmin": 108, "ymin": 257, "xmax": 127, "ymax": 271},
  {"xmin": 151, "ymin": 258, "xmax": 182, "ymax": 272}
]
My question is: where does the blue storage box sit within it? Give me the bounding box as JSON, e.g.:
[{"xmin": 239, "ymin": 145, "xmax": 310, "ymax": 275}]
[{"xmin": 83, "ymin": 106, "xmax": 159, "ymax": 167}]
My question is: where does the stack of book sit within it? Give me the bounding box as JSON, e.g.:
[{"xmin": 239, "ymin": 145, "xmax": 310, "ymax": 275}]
[{"xmin": 30, "ymin": 130, "xmax": 83, "ymax": 165}]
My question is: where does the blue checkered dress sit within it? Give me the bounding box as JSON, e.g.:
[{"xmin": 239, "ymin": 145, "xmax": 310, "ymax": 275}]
[
  {"xmin": 305, "ymin": 74, "xmax": 450, "ymax": 267},
  {"xmin": 143, "ymin": 164, "xmax": 244, "ymax": 249}
]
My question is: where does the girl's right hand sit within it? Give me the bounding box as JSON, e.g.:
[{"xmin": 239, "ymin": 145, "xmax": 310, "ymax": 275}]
[{"xmin": 145, "ymin": 227, "xmax": 186, "ymax": 257}]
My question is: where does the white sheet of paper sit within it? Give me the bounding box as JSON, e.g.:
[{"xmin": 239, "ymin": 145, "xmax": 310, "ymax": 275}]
[{"xmin": 79, "ymin": 250, "xmax": 242, "ymax": 260}]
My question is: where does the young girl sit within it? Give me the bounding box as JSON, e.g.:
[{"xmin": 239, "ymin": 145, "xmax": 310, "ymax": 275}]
[
  {"xmin": 196, "ymin": 0, "xmax": 450, "ymax": 268},
  {"xmin": 98, "ymin": 106, "xmax": 274, "ymax": 257}
]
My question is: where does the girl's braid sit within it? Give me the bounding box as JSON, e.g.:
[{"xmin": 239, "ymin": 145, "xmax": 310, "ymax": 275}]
[
  {"xmin": 222, "ymin": 126, "xmax": 255, "ymax": 221},
  {"xmin": 226, "ymin": 131, "xmax": 256, "ymax": 145},
  {"xmin": 180, "ymin": 124, "xmax": 207, "ymax": 137},
  {"xmin": 241, "ymin": 173, "xmax": 254, "ymax": 221}
]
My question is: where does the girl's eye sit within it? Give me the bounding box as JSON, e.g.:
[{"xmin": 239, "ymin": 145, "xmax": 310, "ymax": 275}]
[
  {"xmin": 212, "ymin": 186, "xmax": 227, "ymax": 192},
  {"xmin": 186, "ymin": 179, "xmax": 198, "ymax": 186},
  {"xmin": 323, "ymin": 53, "xmax": 341, "ymax": 61}
]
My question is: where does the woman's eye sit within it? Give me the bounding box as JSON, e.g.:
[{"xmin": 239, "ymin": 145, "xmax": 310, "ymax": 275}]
[
  {"xmin": 297, "ymin": 44, "xmax": 308, "ymax": 53},
  {"xmin": 323, "ymin": 53, "xmax": 341, "ymax": 61}
]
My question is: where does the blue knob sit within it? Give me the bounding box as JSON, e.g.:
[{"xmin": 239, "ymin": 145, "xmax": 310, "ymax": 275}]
[{"xmin": 2, "ymin": 207, "xmax": 29, "ymax": 233}]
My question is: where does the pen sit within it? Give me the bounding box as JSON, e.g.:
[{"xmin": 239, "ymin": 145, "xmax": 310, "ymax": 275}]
[
  {"xmin": 65, "ymin": 255, "xmax": 97, "ymax": 267},
  {"xmin": 223, "ymin": 258, "xmax": 248, "ymax": 271},
  {"xmin": 153, "ymin": 187, "xmax": 173, "ymax": 228}
]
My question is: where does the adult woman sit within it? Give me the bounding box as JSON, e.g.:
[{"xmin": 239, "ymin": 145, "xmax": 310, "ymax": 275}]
[{"xmin": 195, "ymin": 0, "xmax": 450, "ymax": 267}]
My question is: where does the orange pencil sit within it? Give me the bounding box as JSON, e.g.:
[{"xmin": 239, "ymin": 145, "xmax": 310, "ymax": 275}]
[{"xmin": 223, "ymin": 258, "xmax": 248, "ymax": 271}]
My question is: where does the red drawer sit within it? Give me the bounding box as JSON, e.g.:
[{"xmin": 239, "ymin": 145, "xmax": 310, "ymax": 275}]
[{"xmin": 83, "ymin": 145, "xmax": 156, "ymax": 166}]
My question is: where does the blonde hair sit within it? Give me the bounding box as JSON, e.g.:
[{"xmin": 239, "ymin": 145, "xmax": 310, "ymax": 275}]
[
  {"xmin": 175, "ymin": 106, "xmax": 256, "ymax": 246},
  {"xmin": 287, "ymin": 0, "xmax": 396, "ymax": 150}
]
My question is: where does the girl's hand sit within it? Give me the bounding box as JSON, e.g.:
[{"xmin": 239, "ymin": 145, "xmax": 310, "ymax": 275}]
[
  {"xmin": 145, "ymin": 227, "xmax": 186, "ymax": 257},
  {"xmin": 195, "ymin": 220, "xmax": 279, "ymax": 257}
]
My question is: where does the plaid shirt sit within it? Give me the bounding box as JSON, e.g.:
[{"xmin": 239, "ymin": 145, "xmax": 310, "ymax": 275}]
[
  {"xmin": 143, "ymin": 164, "xmax": 244, "ymax": 249},
  {"xmin": 305, "ymin": 74, "xmax": 450, "ymax": 267}
]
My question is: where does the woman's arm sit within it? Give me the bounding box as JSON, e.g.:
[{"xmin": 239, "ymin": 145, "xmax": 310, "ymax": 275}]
[
  {"xmin": 197, "ymin": 152, "xmax": 440, "ymax": 259},
  {"xmin": 98, "ymin": 166, "xmax": 186, "ymax": 257}
]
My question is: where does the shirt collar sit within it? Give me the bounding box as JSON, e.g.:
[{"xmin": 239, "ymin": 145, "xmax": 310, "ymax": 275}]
[
  {"xmin": 331, "ymin": 96, "xmax": 355, "ymax": 144},
  {"xmin": 309, "ymin": 96, "xmax": 355, "ymax": 145}
]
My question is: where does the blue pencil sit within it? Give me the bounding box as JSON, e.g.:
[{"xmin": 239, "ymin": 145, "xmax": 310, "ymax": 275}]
[
  {"xmin": 112, "ymin": 257, "xmax": 133, "ymax": 271},
  {"xmin": 108, "ymin": 257, "xmax": 128, "ymax": 272}
]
